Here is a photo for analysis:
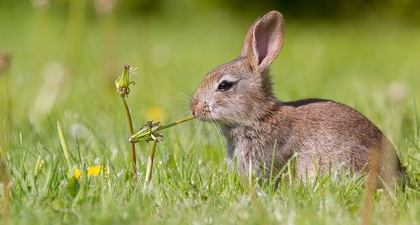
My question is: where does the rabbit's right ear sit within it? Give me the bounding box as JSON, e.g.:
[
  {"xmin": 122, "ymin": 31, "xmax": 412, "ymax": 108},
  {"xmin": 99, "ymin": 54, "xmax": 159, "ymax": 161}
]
[{"xmin": 240, "ymin": 11, "xmax": 285, "ymax": 72}]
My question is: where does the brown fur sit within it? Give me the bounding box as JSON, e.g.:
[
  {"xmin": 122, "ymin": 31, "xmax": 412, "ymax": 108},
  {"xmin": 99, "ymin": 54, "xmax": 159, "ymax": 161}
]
[{"xmin": 190, "ymin": 11, "xmax": 404, "ymax": 188}]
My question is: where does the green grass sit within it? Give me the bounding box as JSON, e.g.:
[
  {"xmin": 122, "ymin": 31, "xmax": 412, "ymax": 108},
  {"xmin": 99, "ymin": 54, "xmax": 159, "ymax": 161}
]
[{"xmin": 1, "ymin": 3, "xmax": 420, "ymax": 225}]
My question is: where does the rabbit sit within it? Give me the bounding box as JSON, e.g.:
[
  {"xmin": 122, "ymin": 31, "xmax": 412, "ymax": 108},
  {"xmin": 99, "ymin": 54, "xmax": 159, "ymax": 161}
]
[{"xmin": 190, "ymin": 11, "xmax": 405, "ymax": 188}]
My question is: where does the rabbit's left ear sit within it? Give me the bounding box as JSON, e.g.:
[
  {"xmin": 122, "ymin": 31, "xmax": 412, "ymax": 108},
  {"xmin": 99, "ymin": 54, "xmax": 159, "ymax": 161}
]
[{"xmin": 240, "ymin": 11, "xmax": 285, "ymax": 71}]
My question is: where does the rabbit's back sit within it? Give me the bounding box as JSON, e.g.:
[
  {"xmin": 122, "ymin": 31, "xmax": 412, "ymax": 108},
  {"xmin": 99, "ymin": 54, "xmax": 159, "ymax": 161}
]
[{"xmin": 228, "ymin": 99, "xmax": 404, "ymax": 186}]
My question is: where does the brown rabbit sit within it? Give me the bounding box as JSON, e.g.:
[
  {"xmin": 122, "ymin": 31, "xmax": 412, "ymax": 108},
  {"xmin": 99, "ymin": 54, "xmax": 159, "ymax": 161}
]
[{"xmin": 190, "ymin": 11, "xmax": 404, "ymax": 188}]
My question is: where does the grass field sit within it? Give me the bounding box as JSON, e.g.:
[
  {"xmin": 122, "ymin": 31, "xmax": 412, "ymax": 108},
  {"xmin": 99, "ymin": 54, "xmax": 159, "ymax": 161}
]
[{"xmin": 1, "ymin": 2, "xmax": 420, "ymax": 225}]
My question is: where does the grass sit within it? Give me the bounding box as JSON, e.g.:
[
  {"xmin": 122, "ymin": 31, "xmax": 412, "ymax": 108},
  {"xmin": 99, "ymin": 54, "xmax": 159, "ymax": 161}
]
[{"xmin": 1, "ymin": 2, "xmax": 420, "ymax": 225}]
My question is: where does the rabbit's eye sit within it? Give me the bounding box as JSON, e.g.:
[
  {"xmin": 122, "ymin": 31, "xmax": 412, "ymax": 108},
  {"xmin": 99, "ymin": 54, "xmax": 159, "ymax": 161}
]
[{"xmin": 218, "ymin": 80, "xmax": 233, "ymax": 91}]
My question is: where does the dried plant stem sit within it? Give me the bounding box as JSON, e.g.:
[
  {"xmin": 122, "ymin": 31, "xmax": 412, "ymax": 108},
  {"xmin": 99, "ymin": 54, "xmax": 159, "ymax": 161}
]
[
  {"xmin": 1, "ymin": 65, "xmax": 10, "ymax": 219},
  {"xmin": 248, "ymin": 158, "xmax": 253, "ymax": 188},
  {"xmin": 145, "ymin": 140, "xmax": 158, "ymax": 187},
  {"xmin": 120, "ymin": 94, "xmax": 137, "ymax": 176},
  {"xmin": 360, "ymin": 149, "xmax": 379, "ymax": 225},
  {"xmin": 0, "ymin": 150, "xmax": 10, "ymax": 218},
  {"xmin": 0, "ymin": 176, "xmax": 10, "ymax": 217}
]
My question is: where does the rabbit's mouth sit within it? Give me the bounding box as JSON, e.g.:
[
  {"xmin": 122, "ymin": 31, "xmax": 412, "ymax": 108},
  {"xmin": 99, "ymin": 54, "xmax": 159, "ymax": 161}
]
[{"xmin": 190, "ymin": 98, "xmax": 212, "ymax": 121}]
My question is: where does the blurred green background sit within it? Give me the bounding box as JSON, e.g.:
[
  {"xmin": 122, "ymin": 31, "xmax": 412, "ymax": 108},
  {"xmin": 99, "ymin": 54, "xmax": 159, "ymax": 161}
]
[{"xmin": 1, "ymin": 0, "xmax": 419, "ymax": 157}]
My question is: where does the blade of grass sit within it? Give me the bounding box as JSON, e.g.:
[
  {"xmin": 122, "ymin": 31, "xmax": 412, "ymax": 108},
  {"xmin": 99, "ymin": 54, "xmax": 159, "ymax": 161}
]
[
  {"xmin": 413, "ymin": 97, "xmax": 418, "ymax": 141},
  {"xmin": 145, "ymin": 140, "xmax": 158, "ymax": 187},
  {"xmin": 57, "ymin": 121, "xmax": 72, "ymax": 172}
]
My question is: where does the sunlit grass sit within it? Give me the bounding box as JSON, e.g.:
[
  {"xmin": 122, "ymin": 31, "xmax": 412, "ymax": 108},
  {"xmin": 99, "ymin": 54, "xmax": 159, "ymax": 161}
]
[{"xmin": 0, "ymin": 4, "xmax": 419, "ymax": 225}]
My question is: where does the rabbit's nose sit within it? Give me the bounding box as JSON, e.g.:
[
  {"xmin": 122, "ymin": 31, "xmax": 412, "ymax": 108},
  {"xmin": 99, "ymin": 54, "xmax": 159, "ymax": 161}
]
[
  {"xmin": 190, "ymin": 99, "xmax": 209, "ymax": 120},
  {"xmin": 190, "ymin": 98, "xmax": 198, "ymax": 115}
]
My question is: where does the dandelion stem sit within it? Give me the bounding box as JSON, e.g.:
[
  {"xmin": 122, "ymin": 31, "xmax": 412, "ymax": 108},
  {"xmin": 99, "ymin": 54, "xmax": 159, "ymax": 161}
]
[
  {"xmin": 120, "ymin": 94, "xmax": 137, "ymax": 177},
  {"xmin": 157, "ymin": 115, "xmax": 195, "ymax": 131},
  {"xmin": 145, "ymin": 140, "xmax": 158, "ymax": 186}
]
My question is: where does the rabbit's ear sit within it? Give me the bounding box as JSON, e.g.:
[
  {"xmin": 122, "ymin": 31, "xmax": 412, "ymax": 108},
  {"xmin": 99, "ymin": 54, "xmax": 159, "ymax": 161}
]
[{"xmin": 240, "ymin": 11, "xmax": 285, "ymax": 71}]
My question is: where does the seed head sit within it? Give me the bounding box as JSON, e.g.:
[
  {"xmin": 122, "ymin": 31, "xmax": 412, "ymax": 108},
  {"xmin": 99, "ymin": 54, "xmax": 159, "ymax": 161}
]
[
  {"xmin": 129, "ymin": 121, "xmax": 164, "ymax": 143},
  {"xmin": 115, "ymin": 64, "xmax": 136, "ymax": 97}
]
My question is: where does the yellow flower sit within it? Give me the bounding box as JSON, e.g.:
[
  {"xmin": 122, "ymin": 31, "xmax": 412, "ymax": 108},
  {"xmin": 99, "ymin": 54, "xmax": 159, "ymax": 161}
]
[
  {"xmin": 74, "ymin": 168, "xmax": 82, "ymax": 180},
  {"xmin": 73, "ymin": 165, "xmax": 107, "ymax": 180},
  {"xmin": 145, "ymin": 106, "xmax": 167, "ymax": 122},
  {"xmin": 87, "ymin": 166, "xmax": 102, "ymax": 177}
]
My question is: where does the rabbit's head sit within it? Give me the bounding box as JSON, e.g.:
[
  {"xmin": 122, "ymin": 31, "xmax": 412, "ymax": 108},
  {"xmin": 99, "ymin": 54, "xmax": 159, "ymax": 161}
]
[{"xmin": 190, "ymin": 11, "xmax": 285, "ymax": 126}]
